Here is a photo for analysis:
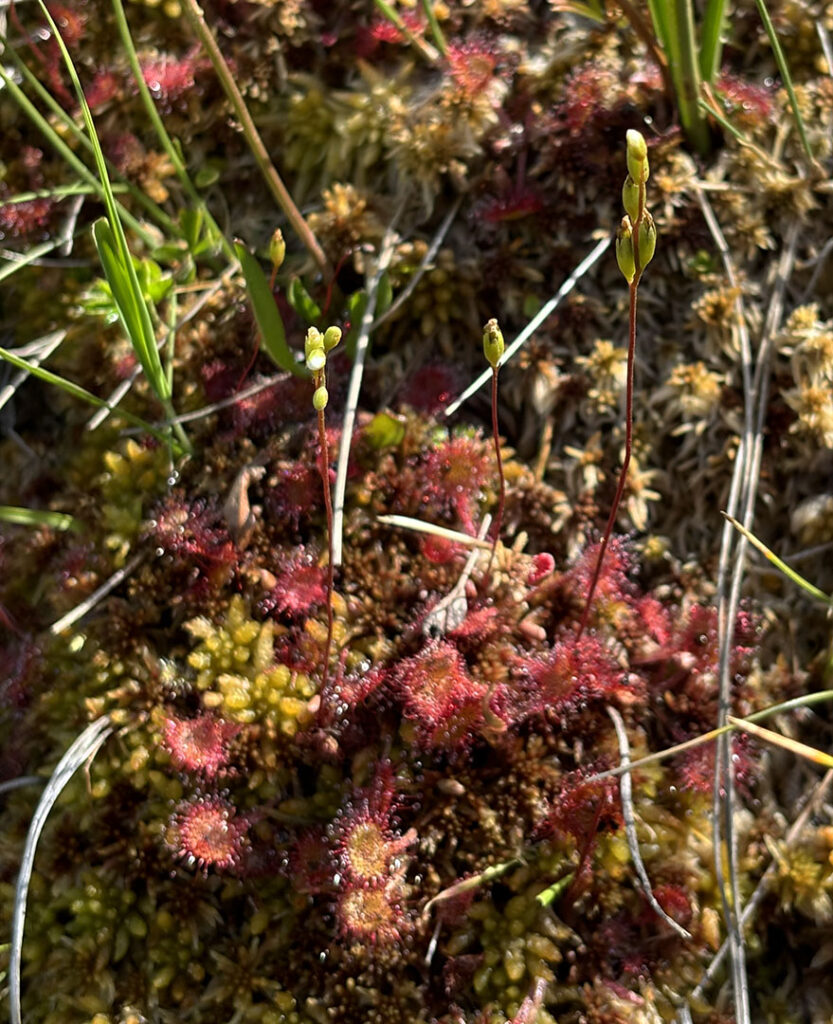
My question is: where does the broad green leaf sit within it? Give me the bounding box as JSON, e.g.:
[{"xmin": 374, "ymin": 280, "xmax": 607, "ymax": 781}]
[
  {"xmin": 287, "ymin": 277, "xmax": 323, "ymax": 323},
  {"xmin": 234, "ymin": 241, "xmax": 305, "ymax": 377}
]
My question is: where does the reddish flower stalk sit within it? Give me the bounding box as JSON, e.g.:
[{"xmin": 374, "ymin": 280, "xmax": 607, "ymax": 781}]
[
  {"xmin": 482, "ymin": 318, "xmax": 505, "ymax": 575},
  {"xmin": 305, "ymin": 325, "xmax": 343, "ymax": 690},
  {"xmin": 578, "ymin": 131, "xmax": 656, "ymax": 638}
]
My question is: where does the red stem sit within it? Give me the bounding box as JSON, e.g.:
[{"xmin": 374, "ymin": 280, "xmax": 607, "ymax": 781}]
[
  {"xmin": 317, "ymin": 396, "xmax": 335, "ymax": 690},
  {"xmin": 577, "ymin": 278, "xmax": 638, "ymax": 638},
  {"xmin": 487, "ymin": 366, "xmax": 505, "ymax": 572}
]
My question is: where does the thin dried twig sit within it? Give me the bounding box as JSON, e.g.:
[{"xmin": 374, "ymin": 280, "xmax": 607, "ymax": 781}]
[
  {"xmin": 10, "ymin": 717, "xmax": 113, "ymax": 1024},
  {"xmin": 180, "ymin": 0, "xmax": 331, "ymax": 277},
  {"xmin": 332, "ymin": 214, "xmax": 402, "ymax": 567},
  {"xmin": 422, "ymin": 515, "xmax": 490, "ymax": 637},
  {"xmin": 49, "ymin": 552, "xmax": 144, "ymax": 635},
  {"xmin": 682, "ymin": 768, "xmax": 833, "ymax": 1017},
  {"xmin": 370, "ymin": 196, "xmax": 461, "ymax": 333},
  {"xmin": 443, "ymin": 236, "xmax": 610, "ymax": 417},
  {"xmin": 0, "ymin": 330, "xmax": 66, "ymax": 416},
  {"xmin": 710, "ymin": 213, "xmax": 800, "ymax": 1024},
  {"xmin": 607, "ymin": 706, "xmax": 692, "ymax": 941},
  {"xmin": 376, "ymin": 514, "xmax": 493, "ymax": 549}
]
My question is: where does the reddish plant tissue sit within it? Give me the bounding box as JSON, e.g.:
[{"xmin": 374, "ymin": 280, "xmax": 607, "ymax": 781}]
[
  {"xmin": 163, "ymin": 713, "xmax": 240, "ymax": 777},
  {"xmin": 519, "ymin": 632, "xmax": 638, "ymax": 719},
  {"xmin": 330, "ymin": 770, "xmax": 415, "ymax": 888},
  {"xmin": 336, "ymin": 880, "xmax": 409, "ymax": 946},
  {"xmin": 173, "ymin": 795, "xmax": 248, "ymax": 872},
  {"xmin": 393, "ymin": 639, "xmax": 490, "ymax": 749},
  {"xmin": 423, "ymin": 436, "xmax": 493, "ymax": 534},
  {"xmin": 260, "ymin": 548, "xmax": 327, "ymax": 618}
]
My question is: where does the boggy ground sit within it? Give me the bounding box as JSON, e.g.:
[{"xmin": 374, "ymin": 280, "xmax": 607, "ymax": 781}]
[{"xmin": 1, "ymin": 1, "xmax": 833, "ymax": 1022}]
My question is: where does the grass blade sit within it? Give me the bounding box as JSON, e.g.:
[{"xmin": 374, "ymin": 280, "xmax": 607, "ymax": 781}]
[
  {"xmin": 0, "ymin": 56, "xmax": 159, "ymax": 248},
  {"xmin": 108, "ymin": 0, "xmax": 234, "ymax": 262},
  {"xmin": 729, "ymin": 715, "xmax": 833, "ymax": 768},
  {"xmin": 9, "ymin": 717, "xmax": 112, "ymax": 1024},
  {"xmin": 699, "ymin": 0, "xmax": 727, "ymax": 82},
  {"xmin": 0, "ymin": 343, "xmax": 182, "ymax": 451},
  {"xmin": 0, "ymin": 506, "xmax": 78, "ymax": 531},
  {"xmin": 753, "ymin": 0, "xmax": 814, "ymax": 163},
  {"xmin": 721, "ymin": 512, "xmax": 833, "ymax": 607}
]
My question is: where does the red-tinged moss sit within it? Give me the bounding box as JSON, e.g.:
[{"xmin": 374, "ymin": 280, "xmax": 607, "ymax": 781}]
[
  {"xmin": 422, "ymin": 533, "xmax": 463, "ymax": 564},
  {"xmin": 398, "ymin": 363, "xmax": 462, "ymax": 415},
  {"xmin": 518, "ymin": 632, "xmax": 639, "ymax": 720},
  {"xmin": 527, "ymin": 553, "xmax": 555, "ymax": 586},
  {"xmin": 288, "ymin": 826, "xmax": 336, "ymax": 895},
  {"xmin": 446, "ymin": 37, "xmax": 503, "ymax": 100},
  {"xmin": 140, "ymin": 47, "xmax": 208, "ymax": 107}
]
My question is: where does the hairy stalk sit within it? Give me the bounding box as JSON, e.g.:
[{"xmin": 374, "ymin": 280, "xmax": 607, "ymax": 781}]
[{"xmin": 578, "ymin": 131, "xmax": 655, "ymax": 638}]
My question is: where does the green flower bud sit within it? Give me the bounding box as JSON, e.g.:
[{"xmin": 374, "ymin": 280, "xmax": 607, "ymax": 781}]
[
  {"xmin": 304, "ymin": 327, "xmax": 323, "ymax": 362},
  {"xmin": 269, "ymin": 228, "xmax": 286, "ymax": 271},
  {"xmin": 637, "ymin": 211, "xmax": 657, "ymax": 270},
  {"xmin": 323, "ymin": 325, "xmax": 342, "ymax": 352},
  {"xmin": 622, "ymin": 175, "xmax": 640, "ymax": 221},
  {"xmin": 616, "ymin": 217, "xmax": 635, "ymax": 283},
  {"xmin": 626, "ymin": 129, "xmax": 649, "ymax": 183},
  {"xmin": 482, "ymin": 317, "xmax": 505, "ymax": 369},
  {"xmin": 306, "ymin": 349, "xmax": 326, "ymax": 373},
  {"xmin": 313, "ymin": 385, "xmax": 329, "ymax": 411}
]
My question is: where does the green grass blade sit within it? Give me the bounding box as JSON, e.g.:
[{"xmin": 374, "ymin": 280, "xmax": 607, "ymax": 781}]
[
  {"xmin": 700, "ymin": 0, "xmax": 727, "ymax": 82},
  {"xmin": 0, "ymin": 506, "xmax": 79, "ymax": 531},
  {"xmin": 0, "ymin": 238, "xmax": 61, "ymax": 283},
  {"xmin": 0, "ymin": 61, "xmax": 158, "ymax": 248},
  {"xmin": 36, "ymin": 0, "xmax": 179, "ymax": 419},
  {"xmin": 0, "ymin": 344, "xmax": 182, "ymax": 451},
  {"xmin": 669, "ymin": 0, "xmax": 711, "ymax": 155},
  {"xmin": 109, "ymin": 0, "xmax": 235, "ymax": 262},
  {"xmin": 420, "ymin": 0, "xmax": 447, "ymax": 56},
  {"xmin": 721, "ymin": 512, "xmax": 833, "ymax": 607},
  {"xmin": 753, "ymin": 0, "xmax": 814, "ymax": 163},
  {"xmin": 646, "ymin": 0, "xmax": 670, "ymax": 54},
  {"xmin": 1, "ymin": 183, "xmax": 127, "ymax": 204},
  {"xmin": 0, "ymin": 37, "xmax": 177, "ymax": 239},
  {"xmin": 234, "ymin": 241, "xmax": 305, "ymax": 378}
]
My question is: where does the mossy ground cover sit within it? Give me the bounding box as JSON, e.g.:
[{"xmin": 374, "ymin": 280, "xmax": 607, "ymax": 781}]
[{"xmin": 2, "ymin": 2, "xmax": 833, "ymax": 1022}]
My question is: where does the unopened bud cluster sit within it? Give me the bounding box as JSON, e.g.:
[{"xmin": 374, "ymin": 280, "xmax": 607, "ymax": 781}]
[
  {"xmin": 616, "ymin": 129, "xmax": 657, "ymax": 284},
  {"xmin": 305, "ymin": 325, "xmax": 342, "ymax": 410}
]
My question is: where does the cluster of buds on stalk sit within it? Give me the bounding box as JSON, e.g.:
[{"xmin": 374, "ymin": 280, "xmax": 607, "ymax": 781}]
[
  {"xmin": 305, "ymin": 325, "xmax": 342, "ymax": 406},
  {"xmin": 615, "ymin": 129, "xmax": 657, "ymax": 285},
  {"xmin": 305, "ymin": 323, "xmax": 342, "ymax": 689}
]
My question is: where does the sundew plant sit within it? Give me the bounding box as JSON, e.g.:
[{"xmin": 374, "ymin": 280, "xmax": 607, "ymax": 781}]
[{"xmin": 2, "ymin": 3, "xmax": 833, "ymax": 1024}]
